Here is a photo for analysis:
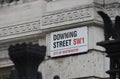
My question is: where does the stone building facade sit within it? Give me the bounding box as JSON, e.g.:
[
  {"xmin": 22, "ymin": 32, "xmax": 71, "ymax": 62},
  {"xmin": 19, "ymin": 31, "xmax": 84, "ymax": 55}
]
[{"xmin": 0, "ymin": 0, "xmax": 120, "ymax": 79}]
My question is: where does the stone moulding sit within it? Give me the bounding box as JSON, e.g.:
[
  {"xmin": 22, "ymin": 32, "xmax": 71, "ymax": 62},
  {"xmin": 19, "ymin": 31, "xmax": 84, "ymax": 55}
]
[
  {"xmin": 0, "ymin": 5, "xmax": 94, "ymax": 41},
  {"xmin": 0, "ymin": 20, "xmax": 41, "ymax": 37},
  {"xmin": 42, "ymin": 6, "xmax": 93, "ymax": 26},
  {"xmin": 0, "ymin": 3, "xmax": 118, "ymax": 41}
]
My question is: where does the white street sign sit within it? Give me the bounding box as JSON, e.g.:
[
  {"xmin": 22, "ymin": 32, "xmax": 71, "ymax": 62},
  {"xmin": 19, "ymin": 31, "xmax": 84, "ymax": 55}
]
[{"xmin": 50, "ymin": 26, "xmax": 88, "ymax": 57}]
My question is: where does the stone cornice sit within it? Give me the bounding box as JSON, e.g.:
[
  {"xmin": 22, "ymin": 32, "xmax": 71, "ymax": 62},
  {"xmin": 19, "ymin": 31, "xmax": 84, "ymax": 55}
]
[
  {"xmin": 0, "ymin": 3, "xmax": 118, "ymax": 43},
  {"xmin": 105, "ymin": 3, "xmax": 120, "ymax": 19},
  {"xmin": 0, "ymin": 20, "xmax": 41, "ymax": 40},
  {"xmin": 42, "ymin": 4, "xmax": 94, "ymax": 27}
]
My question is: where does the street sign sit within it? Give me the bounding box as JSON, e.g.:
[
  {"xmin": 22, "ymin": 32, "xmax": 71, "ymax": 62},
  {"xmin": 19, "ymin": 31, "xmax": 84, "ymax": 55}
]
[{"xmin": 50, "ymin": 26, "xmax": 88, "ymax": 57}]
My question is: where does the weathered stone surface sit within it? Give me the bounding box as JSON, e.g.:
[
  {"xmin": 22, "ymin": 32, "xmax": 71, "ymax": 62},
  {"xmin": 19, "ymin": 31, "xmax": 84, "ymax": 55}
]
[
  {"xmin": 39, "ymin": 50, "xmax": 109, "ymax": 79},
  {"xmin": 0, "ymin": 0, "xmax": 47, "ymax": 26},
  {"xmin": 0, "ymin": 0, "xmax": 118, "ymax": 79}
]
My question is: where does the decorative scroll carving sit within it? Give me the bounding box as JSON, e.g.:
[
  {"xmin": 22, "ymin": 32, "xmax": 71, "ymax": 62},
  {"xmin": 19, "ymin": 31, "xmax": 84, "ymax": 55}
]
[
  {"xmin": 0, "ymin": 20, "xmax": 40, "ymax": 37},
  {"xmin": 0, "ymin": 6, "xmax": 93, "ymax": 40},
  {"xmin": 0, "ymin": 4, "xmax": 117, "ymax": 41},
  {"xmin": 42, "ymin": 7, "xmax": 92, "ymax": 26}
]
